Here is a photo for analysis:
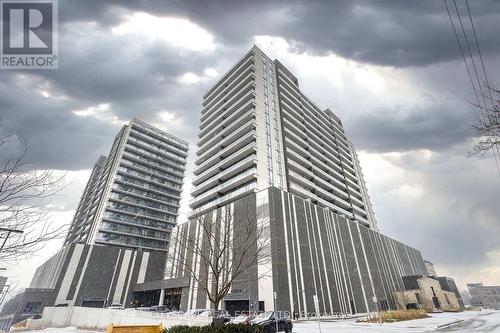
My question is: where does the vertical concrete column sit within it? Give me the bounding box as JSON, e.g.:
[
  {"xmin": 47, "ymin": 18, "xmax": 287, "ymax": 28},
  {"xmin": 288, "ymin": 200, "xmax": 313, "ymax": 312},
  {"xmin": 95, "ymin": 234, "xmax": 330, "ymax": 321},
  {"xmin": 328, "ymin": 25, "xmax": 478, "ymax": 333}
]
[{"xmin": 159, "ymin": 289, "xmax": 165, "ymax": 306}]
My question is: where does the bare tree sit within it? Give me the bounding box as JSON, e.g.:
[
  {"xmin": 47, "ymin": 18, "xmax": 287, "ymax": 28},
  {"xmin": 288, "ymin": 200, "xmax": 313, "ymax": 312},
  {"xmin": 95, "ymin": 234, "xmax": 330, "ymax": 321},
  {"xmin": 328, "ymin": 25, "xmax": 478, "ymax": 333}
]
[
  {"xmin": 471, "ymin": 83, "xmax": 500, "ymax": 155},
  {"xmin": 0, "ymin": 132, "xmax": 66, "ymax": 262},
  {"xmin": 168, "ymin": 201, "xmax": 272, "ymax": 313}
]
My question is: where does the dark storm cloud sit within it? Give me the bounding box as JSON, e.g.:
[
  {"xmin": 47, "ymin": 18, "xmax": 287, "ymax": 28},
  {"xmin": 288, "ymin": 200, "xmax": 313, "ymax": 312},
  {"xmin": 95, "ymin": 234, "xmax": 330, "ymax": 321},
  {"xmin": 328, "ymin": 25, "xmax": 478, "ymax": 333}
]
[
  {"xmin": 59, "ymin": 0, "xmax": 500, "ymax": 67},
  {"xmin": 348, "ymin": 102, "xmax": 474, "ymax": 153},
  {"xmin": 0, "ymin": 19, "xmax": 241, "ymax": 170},
  {"xmin": 375, "ymin": 144, "xmax": 500, "ymax": 273},
  {"xmin": 2, "ymin": 0, "xmax": 498, "ymax": 170}
]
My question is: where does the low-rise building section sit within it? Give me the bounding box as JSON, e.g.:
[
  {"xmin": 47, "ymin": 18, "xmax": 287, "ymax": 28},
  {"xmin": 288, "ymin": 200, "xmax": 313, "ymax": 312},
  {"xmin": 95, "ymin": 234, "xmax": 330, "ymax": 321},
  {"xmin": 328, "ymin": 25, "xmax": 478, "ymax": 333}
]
[
  {"xmin": 394, "ymin": 275, "xmax": 461, "ymax": 312},
  {"xmin": 468, "ymin": 283, "xmax": 500, "ymax": 310},
  {"xmin": 164, "ymin": 187, "xmax": 427, "ymax": 315}
]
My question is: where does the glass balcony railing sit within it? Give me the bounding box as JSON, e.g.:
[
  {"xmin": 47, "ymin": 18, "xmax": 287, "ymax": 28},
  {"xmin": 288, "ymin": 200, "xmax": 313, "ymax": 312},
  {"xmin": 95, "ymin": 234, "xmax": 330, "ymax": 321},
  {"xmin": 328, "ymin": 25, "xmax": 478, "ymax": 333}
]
[{"xmin": 192, "ymin": 182, "xmax": 257, "ymax": 215}]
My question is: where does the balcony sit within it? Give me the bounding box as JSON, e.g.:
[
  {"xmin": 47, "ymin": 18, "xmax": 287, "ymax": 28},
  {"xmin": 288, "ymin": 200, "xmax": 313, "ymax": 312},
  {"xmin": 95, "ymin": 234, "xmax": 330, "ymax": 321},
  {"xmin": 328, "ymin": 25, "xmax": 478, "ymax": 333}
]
[
  {"xmin": 116, "ymin": 168, "xmax": 182, "ymax": 192},
  {"xmin": 119, "ymin": 160, "xmax": 183, "ymax": 185},
  {"xmin": 283, "ymin": 126, "xmax": 309, "ymax": 151},
  {"xmin": 123, "ymin": 146, "xmax": 185, "ymax": 171},
  {"xmin": 203, "ymin": 66, "xmax": 255, "ymax": 113},
  {"xmin": 308, "ymin": 139, "xmax": 341, "ymax": 167},
  {"xmin": 193, "ymin": 145, "xmax": 257, "ymax": 185},
  {"xmin": 191, "ymin": 181, "xmax": 258, "ymax": 216},
  {"xmin": 196, "ymin": 118, "xmax": 256, "ymax": 166},
  {"xmin": 203, "ymin": 51, "xmax": 255, "ymax": 103},
  {"xmin": 282, "ymin": 114, "xmax": 306, "ymax": 141},
  {"xmin": 190, "ymin": 168, "xmax": 258, "ymax": 207},
  {"xmin": 192, "ymin": 154, "xmax": 258, "ymax": 195},
  {"xmin": 200, "ymin": 92, "xmax": 256, "ymax": 140},
  {"xmin": 198, "ymin": 101, "xmax": 255, "ymax": 148},
  {"xmin": 113, "ymin": 178, "xmax": 181, "ymax": 200},
  {"xmin": 202, "ymin": 71, "xmax": 255, "ymax": 122},
  {"xmin": 129, "ymin": 128, "xmax": 188, "ymax": 157},
  {"xmin": 107, "ymin": 197, "xmax": 176, "ymax": 216},
  {"xmin": 288, "ymin": 170, "xmax": 352, "ymax": 210},
  {"xmin": 311, "ymin": 164, "xmax": 346, "ymax": 191},
  {"xmin": 277, "ymin": 73, "xmax": 302, "ymax": 101},
  {"xmin": 130, "ymin": 120, "xmax": 188, "ymax": 149},
  {"xmin": 288, "ymin": 182, "xmax": 353, "ymax": 218},
  {"xmin": 196, "ymin": 130, "xmax": 256, "ymax": 173},
  {"xmin": 98, "ymin": 226, "xmax": 168, "ymax": 243},
  {"xmin": 201, "ymin": 81, "xmax": 256, "ymax": 131},
  {"xmin": 279, "ymin": 86, "xmax": 302, "ymax": 112},
  {"xmin": 110, "ymin": 187, "xmax": 180, "ymax": 208},
  {"xmin": 280, "ymin": 99, "xmax": 304, "ymax": 125},
  {"xmin": 104, "ymin": 206, "xmax": 173, "ymax": 224},
  {"xmin": 126, "ymin": 137, "xmax": 186, "ymax": 165},
  {"xmin": 122, "ymin": 151, "xmax": 185, "ymax": 177}
]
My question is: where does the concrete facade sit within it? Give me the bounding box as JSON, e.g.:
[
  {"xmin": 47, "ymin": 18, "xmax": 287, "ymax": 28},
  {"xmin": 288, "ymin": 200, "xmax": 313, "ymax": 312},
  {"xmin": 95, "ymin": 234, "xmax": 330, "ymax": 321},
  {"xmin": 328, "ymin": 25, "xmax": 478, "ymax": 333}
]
[
  {"xmin": 395, "ymin": 276, "xmax": 461, "ymax": 312},
  {"xmin": 27, "ymin": 243, "xmax": 165, "ymax": 309},
  {"xmin": 166, "ymin": 187, "xmax": 426, "ymax": 316},
  {"xmin": 7, "ymin": 241, "xmax": 167, "ymax": 328},
  {"xmin": 437, "ymin": 276, "xmax": 464, "ymax": 310}
]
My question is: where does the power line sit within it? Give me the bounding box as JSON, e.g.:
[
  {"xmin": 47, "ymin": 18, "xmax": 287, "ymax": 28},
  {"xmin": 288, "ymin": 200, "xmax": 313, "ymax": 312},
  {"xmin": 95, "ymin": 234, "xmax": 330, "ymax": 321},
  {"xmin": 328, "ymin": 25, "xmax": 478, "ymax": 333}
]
[
  {"xmin": 443, "ymin": 0, "xmax": 500, "ymax": 176},
  {"xmin": 444, "ymin": 0, "xmax": 481, "ymax": 107},
  {"xmin": 465, "ymin": 0, "xmax": 494, "ymax": 104},
  {"xmin": 453, "ymin": 0, "xmax": 487, "ymax": 107},
  {"xmin": 465, "ymin": 0, "xmax": 500, "ymax": 173},
  {"xmin": 465, "ymin": 0, "xmax": 500, "ymax": 130},
  {"xmin": 462, "ymin": 0, "xmax": 500, "ymax": 173}
]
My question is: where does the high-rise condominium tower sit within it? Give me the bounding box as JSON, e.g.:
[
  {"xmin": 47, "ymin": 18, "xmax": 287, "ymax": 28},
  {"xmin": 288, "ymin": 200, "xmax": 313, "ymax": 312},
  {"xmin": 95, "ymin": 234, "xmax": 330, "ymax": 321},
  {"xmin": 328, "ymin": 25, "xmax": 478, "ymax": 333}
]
[
  {"xmin": 191, "ymin": 46, "xmax": 377, "ymax": 230},
  {"xmin": 166, "ymin": 46, "xmax": 426, "ymax": 315},
  {"xmin": 65, "ymin": 118, "xmax": 188, "ymax": 252}
]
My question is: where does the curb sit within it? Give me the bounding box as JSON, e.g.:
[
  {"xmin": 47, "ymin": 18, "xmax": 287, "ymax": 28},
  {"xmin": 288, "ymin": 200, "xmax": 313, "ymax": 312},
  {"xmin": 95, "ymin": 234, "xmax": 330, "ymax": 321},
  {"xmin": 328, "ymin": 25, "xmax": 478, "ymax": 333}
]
[{"xmin": 437, "ymin": 319, "xmax": 464, "ymax": 329}]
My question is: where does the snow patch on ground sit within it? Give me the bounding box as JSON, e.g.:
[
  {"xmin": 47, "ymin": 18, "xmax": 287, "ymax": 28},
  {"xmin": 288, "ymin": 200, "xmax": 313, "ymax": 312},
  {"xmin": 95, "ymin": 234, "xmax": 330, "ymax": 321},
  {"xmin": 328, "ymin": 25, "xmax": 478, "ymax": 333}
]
[
  {"xmin": 16, "ymin": 310, "xmax": 500, "ymax": 333},
  {"xmin": 14, "ymin": 327, "xmax": 102, "ymax": 333},
  {"xmin": 293, "ymin": 310, "xmax": 500, "ymax": 332}
]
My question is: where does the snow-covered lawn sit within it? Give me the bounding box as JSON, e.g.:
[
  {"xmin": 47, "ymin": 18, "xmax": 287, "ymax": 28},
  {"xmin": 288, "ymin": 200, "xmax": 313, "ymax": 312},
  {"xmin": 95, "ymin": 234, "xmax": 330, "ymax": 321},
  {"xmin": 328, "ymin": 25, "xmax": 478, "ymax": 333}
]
[{"xmin": 292, "ymin": 310, "xmax": 500, "ymax": 332}]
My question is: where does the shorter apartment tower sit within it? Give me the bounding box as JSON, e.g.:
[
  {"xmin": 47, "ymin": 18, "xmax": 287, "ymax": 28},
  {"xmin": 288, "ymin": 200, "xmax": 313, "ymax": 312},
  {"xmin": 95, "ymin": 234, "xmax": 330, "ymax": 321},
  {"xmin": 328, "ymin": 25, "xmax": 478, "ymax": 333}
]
[
  {"xmin": 468, "ymin": 283, "xmax": 500, "ymax": 309},
  {"xmin": 65, "ymin": 118, "xmax": 188, "ymax": 252},
  {"xmin": 11, "ymin": 119, "xmax": 189, "ymax": 326}
]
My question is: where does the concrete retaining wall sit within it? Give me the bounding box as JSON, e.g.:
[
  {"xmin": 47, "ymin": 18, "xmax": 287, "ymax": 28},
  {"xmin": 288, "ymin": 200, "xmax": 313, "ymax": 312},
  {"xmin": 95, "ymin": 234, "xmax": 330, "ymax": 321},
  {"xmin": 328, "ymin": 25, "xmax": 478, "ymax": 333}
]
[{"xmin": 26, "ymin": 307, "xmax": 211, "ymax": 330}]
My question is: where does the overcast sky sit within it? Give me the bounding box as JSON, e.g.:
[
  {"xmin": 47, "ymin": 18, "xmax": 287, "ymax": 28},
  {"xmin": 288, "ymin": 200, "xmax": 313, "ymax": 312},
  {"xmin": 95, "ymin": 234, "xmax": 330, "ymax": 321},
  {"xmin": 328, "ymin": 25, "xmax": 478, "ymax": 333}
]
[{"xmin": 1, "ymin": 0, "xmax": 500, "ymax": 293}]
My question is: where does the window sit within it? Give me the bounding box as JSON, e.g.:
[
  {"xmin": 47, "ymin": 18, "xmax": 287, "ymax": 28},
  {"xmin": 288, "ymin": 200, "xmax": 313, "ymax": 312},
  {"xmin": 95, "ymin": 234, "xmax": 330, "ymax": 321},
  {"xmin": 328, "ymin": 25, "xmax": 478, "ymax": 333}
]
[{"xmin": 23, "ymin": 302, "xmax": 43, "ymax": 314}]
